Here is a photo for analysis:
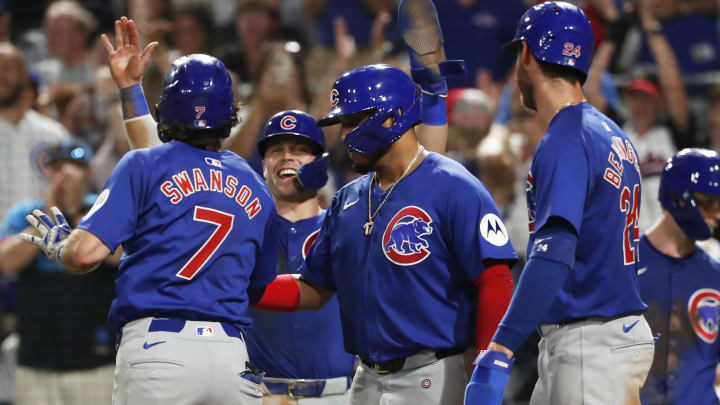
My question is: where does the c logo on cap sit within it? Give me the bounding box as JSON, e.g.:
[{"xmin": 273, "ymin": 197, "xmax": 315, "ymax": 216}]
[
  {"xmin": 330, "ymin": 88, "xmax": 339, "ymax": 107},
  {"xmin": 280, "ymin": 115, "xmax": 297, "ymax": 130}
]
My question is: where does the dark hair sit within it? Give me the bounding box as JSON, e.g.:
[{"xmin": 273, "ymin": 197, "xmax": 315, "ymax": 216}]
[
  {"xmin": 173, "ymin": 2, "xmax": 215, "ymax": 51},
  {"xmin": 537, "ymin": 60, "xmax": 586, "ymax": 85},
  {"xmin": 160, "ymin": 105, "xmax": 241, "ymax": 150}
]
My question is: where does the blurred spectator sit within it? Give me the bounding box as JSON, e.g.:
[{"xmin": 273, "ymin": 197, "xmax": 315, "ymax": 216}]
[
  {"xmin": 706, "ymin": 85, "xmax": 720, "ymax": 152},
  {"xmin": 0, "ymin": 138, "xmax": 117, "ymax": 405},
  {"xmin": 445, "ymin": 87, "xmax": 497, "ymax": 173},
  {"xmin": 215, "ymin": 0, "xmax": 284, "ymax": 88},
  {"xmin": 0, "ymin": 43, "xmax": 69, "ymax": 221},
  {"xmin": 89, "ymin": 67, "xmax": 129, "ymax": 189},
  {"xmin": 586, "ymin": 0, "xmax": 693, "ymax": 232},
  {"xmin": 631, "ymin": 0, "xmax": 720, "ymax": 75},
  {"xmin": 0, "ymin": 0, "xmax": 9, "ymax": 43},
  {"xmin": 226, "ymin": 41, "xmax": 311, "ymax": 173},
  {"xmin": 304, "ymin": 0, "xmax": 397, "ymax": 49},
  {"xmin": 34, "ymin": 1, "xmax": 110, "ymax": 151},
  {"xmin": 435, "ymin": 0, "xmax": 527, "ymax": 88},
  {"xmin": 36, "ymin": 0, "xmax": 99, "ymax": 93},
  {"xmin": 171, "ymin": 2, "xmax": 215, "ymax": 56}
]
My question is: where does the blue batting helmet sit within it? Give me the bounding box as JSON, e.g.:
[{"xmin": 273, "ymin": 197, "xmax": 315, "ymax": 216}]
[
  {"xmin": 659, "ymin": 148, "xmax": 720, "ymax": 240},
  {"xmin": 504, "ymin": 1, "xmax": 594, "ymax": 82},
  {"xmin": 156, "ymin": 54, "xmax": 235, "ymax": 142},
  {"xmin": 317, "ymin": 64, "xmax": 421, "ymax": 155},
  {"xmin": 257, "ymin": 110, "xmax": 325, "ymax": 156}
]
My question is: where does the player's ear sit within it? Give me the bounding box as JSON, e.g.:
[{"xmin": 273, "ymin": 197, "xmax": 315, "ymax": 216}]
[
  {"xmin": 520, "ymin": 42, "xmax": 533, "ymax": 67},
  {"xmin": 261, "ymin": 162, "xmax": 268, "ymax": 179}
]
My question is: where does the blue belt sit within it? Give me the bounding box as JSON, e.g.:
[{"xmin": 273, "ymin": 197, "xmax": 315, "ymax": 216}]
[
  {"xmin": 148, "ymin": 318, "xmax": 244, "ymax": 340},
  {"xmin": 264, "ymin": 376, "xmax": 351, "ymax": 398}
]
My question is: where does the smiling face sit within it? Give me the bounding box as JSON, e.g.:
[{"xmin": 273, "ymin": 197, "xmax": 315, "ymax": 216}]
[{"xmin": 262, "ymin": 135, "xmax": 319, "ymax": 202}]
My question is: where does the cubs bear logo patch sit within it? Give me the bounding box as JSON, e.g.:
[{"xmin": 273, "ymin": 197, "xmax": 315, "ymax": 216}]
[
  {"xmin": 382, "ymin": 206, "xmax": 433, "ymax": 266},
  {"xmin": 688, "ymin": 288, "xmax": 720, "ymax": 343}
]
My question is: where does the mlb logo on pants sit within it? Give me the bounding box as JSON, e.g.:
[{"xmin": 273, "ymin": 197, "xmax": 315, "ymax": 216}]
[{"xmin": 197, "ymin": 327, "xmax": 214, "ymax": 337}]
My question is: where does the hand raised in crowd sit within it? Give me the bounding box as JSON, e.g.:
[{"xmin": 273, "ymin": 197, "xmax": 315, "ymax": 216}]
[{"xmin": 101, "ymin": 17, "xmax": 158, "ymax": 89}]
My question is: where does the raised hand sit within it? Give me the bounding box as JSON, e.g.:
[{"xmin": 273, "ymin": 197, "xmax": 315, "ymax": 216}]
[
  {"xmin": 101, "ymin": 16, "xmax": 158, "ymax": 89},
  {"xmin": 19, "ymin": 207, "xmax": 74, "ymax": 263}
]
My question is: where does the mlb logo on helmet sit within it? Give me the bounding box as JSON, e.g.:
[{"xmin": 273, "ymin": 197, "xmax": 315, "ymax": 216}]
[
  {"xmin": 197, "ymin": 327, "xmax": 214, "ymax": 337},
  {"xmin": 688, "ymin": 289, "xmax": 720, "ymax": 343},
  {"xmin": 382, "ymin": 206, "xmax": 433, "ymax": 266},
  {"xmin": 280, "ymin": 115, "xmax": 297, "ymax": 130}
]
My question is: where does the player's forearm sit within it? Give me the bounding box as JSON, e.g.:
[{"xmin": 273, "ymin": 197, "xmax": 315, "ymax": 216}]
[
  {"xmin": 120, "ymin": 84, "xmax": 162, "ymax": 149},
  {"xmin": 475, "ymin": 262, "xmax": 514, "ymax": 351},
  {"xmin": 416, "ymin": 83, "xmax": 448, "ymax": 154},
  {"xmin": 61, "ymin": 230, "xmax": 109, "ymax": 274},
  {"xmin": 124, "ymin": 114, "xmax": 161, "ymax": 149},
  {"xmin": 252, "ymin": 275, "xmax": 333, "ymax": 311},
  {"xmin": 297, "ymin": 277, "xmax": 334, "ymax": 310},
  {"xmin": 492, "ymin": 256, "xmax": 570, "ymax": 351},
  {"xmin": 492, "ymin": 221, "xmax": 577, "ymax": 352}
]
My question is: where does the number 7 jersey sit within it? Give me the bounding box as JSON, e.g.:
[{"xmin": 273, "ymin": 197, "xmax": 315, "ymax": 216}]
[
  {"xmin": 527, "ymin": 102, "xmax": 647, "ymax": 323},
  {"xmin": 77, "ymin": 141, "xmax": 278, "ymax": 334}
]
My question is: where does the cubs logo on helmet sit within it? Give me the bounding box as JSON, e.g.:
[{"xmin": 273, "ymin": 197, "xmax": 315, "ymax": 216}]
[
  {"xmin": 302, "ymin": 229, "xmax": 320, "ymax": 260},
  {"xmin": 330, "ymin": 88, "xmax": 339, "ymax": 107},
  {"xmin": 688, "ymin": 288, "xmax": 720, "ymax": 343},
  {"xmin": 280, "ymin": 115, "xmax": 297, "ymax": 130},
  {"xmin": 383, "ymin": 206, "xmax": 433, "ymax": 266}
]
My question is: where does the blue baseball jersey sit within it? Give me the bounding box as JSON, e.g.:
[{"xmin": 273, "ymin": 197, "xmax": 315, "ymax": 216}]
[
  {"xmin": 77, "ymin": 141, "xmax": 278, "ymax": 333},
  {"xmin": 527, "ymin": 102, "xmax": 647, "ymax": 323},
  {"xmin": 300, "ymin": 152, "xmax": 517, "ymax": 362},
  {"xmin": 245, "ymin": 213, "xmax": 355, "ymax": 379},
  {"xmin": 638, "ymin": 235, "xmax": 720, "ymax": 405}
]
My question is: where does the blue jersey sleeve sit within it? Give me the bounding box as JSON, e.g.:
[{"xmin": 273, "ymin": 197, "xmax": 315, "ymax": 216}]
[
  {"xmin": 249, "ymin": 210, "xmax": 279, "ymax": 288},
  {"xmin": 298, "ymin": 200, "xmax": 336, "ymax": 291},
  {"xmin": 446, "ymin": 179, "xmax": 517, "ymax": 281},
  {"xmin": 77, "ymin": 151, "xmax": 145, "ymax": 252},
  {"xmin": 531, "ymin": 132, "xmax": 589, "ymax": 233}
]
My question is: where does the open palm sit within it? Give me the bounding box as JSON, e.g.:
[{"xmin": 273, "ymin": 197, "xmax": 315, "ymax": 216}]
[{"xmin": 101, "ymin": 17, "xmax": 158, "ymax": 89}]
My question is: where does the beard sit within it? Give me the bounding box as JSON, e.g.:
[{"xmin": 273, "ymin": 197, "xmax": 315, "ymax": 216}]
[
  {"xmin": 517, "ymin": 63, "xmax": 536, "ymax": 112},
  {"xmin": 0, "ymin": 82, "xmax": 24, "ymax": 108},
  {"xmin": 348, "ymin": 146, "xmax": 389, "ymax": 175}
]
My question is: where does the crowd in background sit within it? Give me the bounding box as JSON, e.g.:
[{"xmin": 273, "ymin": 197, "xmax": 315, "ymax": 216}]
[{"xmin": 0, "ymin": 0, "xmax": 718, "ymax": 404}]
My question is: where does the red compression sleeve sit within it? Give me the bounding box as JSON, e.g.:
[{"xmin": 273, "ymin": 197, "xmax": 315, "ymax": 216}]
[
  {"xmin": 475, "ymin": 260, "xmax": 514, "ymax": 352},
  {"xmin": 251, "ymin": 274, "xmax": 300, "ymax": 312}
]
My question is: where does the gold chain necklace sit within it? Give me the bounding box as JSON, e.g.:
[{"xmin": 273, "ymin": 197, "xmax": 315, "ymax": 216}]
[
  {"xmin": 363, "ymin": 145, "xmax": 425, "ymax": 236},
  {"xmin": 554, "ymin": 99, "xmax": 587, "ymax": 117}
]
